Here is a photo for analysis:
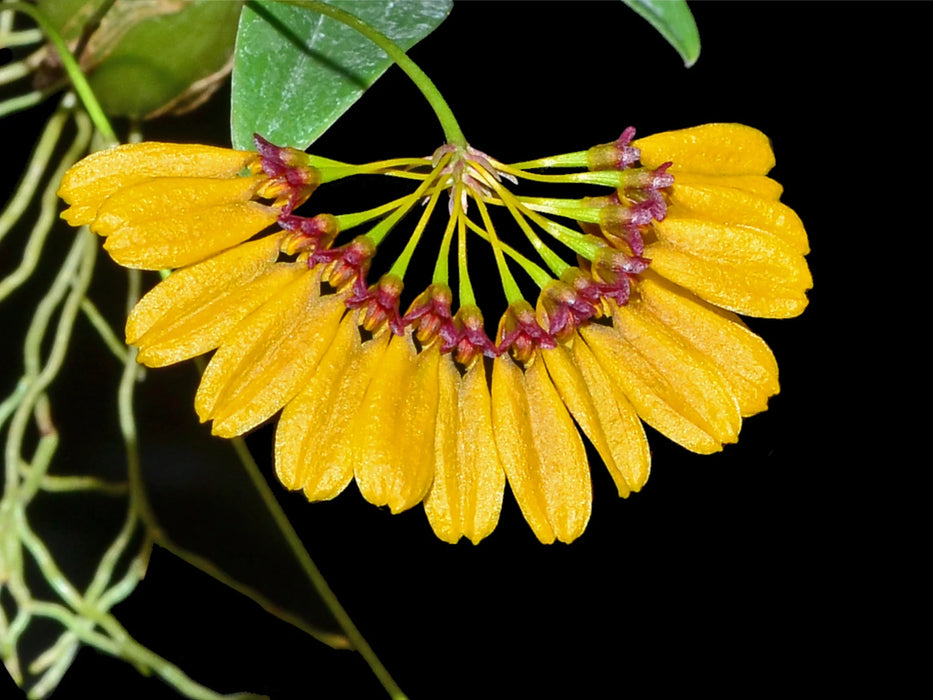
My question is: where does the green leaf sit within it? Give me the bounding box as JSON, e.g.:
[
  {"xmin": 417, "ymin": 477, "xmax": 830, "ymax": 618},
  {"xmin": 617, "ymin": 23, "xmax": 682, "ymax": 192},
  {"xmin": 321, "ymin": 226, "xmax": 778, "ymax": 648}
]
[
  {"xmin": 231, "ymin": 0, "xmax": 452, "ymax": 151},
  {"xmin": 39, "ymin": 0, "xmax": 245, "ymax": 119},
  {"xmin": 622, "ymin": 0, "xmax": 701, "ymax": 68}
]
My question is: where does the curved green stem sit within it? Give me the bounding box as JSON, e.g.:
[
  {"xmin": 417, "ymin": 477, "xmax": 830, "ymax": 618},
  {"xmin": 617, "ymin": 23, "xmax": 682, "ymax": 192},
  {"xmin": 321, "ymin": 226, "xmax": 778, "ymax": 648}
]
[
  {"xmin": 226, "ymin": 437, "xmax": 408, "ymax": 700},
  {"xmin": 0, "ymin": 97, "xmax": 69, "ymax": 247},
  {"xmin": 271, "ymin": 0, "xmax": 465, "ymax": 146},
  {"xmin": 5, "ymin": 2, "xmax": 117, "ymax": 144}
]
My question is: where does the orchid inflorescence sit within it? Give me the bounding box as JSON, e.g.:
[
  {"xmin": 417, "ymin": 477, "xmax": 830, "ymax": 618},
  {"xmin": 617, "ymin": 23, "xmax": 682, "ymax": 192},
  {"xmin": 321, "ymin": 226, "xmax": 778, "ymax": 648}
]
[
  {"xmin": 253, "ymin": 128, "xmax": 676, "ymax": 366},
  {"xmin": 58, "ymin": 121, "xmax": 811, "ymax": 544}
]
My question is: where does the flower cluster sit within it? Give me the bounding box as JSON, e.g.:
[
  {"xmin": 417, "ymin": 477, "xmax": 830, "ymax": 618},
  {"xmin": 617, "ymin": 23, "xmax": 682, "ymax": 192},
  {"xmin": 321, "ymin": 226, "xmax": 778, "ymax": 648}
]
[{"xmin": 58, "ymin": 123, "xmax": 811, "ymax": 543}]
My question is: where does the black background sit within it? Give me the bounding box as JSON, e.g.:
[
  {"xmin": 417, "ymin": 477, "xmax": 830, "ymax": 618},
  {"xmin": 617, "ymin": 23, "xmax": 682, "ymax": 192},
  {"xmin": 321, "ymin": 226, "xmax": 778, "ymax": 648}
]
[{"xmin": 1, "ymin": 1, "xmax": 909, "ymax": 698}]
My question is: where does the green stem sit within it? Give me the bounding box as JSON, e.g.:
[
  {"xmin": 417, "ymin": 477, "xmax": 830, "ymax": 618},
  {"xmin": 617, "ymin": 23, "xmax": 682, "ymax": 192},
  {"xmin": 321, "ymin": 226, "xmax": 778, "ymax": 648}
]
[
  {"xmin": 510, "ymin": 195, "xmax": 603, "ymax": 223},
  {"xmin": 0, "ymin": 27, "xmax": 43, "ymax": 46},
  {"xmin": 0, "ymin": 104, "xmax": 93, "ymax": 304},
  {"xmin": 80, "ymin": 297, "xmax": 129, "ymax": 363},
  {"xmin": 388, "ymin": 181, "xmax": 443, "ymax": 279},
  {"xmin": 473, "ymin": 197, "xmax": 523, "ymax": 304},
  {"xmin": 0, "ymin": 58, "xmax": 30, "ymax": 85},
  {"xmin": 463, "ymin": 217, "xmax": 552, "ymax": 288},
  {"xmin": 227, "ymin": 437, "xmax": 408, "ymax": 700},
  {"xmin": 26, "ymin": 601, "xmax": 264, "ymax": 700},
  {"xmin": 72, "ymin": 0, "xmax": 117, "ymax": 66},
  {"xmin": 5, "ymin": 2, "xmax": 117, "ymax": 144},
  {"xmin": 271, "ymin": 0, "xmax": 465, "ymax": 146},
  {"xmin": 432, "ymin": 196, "xmax": 459, "ymax": 285},
  {"xmin": 317, "ymin": 157, "xmax": 432, "ymax": 184},
  {"xmin": 507, "ymin": 150, "xmax": 589, "ymax": 170},
  {"xmin": 0, "ymin": 97, "xmax": 69, "ymax": 247},
  {"xmin": 455, "ymin": 189, "xmax": 476, "ymax": 307},
  {"xmin": 496, "ymin": 165, "xmax": 632, "ymax": 188},
  {"xmin": 364, "ymin": 153, "xmax": 450, "ymax": 246},
  {"xmin": 485, "ymin": 181, "xmax": 570, "ymax": 278},
  {"xmin": 0, "ymin": 89, "xmax": 44, "ymax": 118},
  {"xmin": 335, "ymin": 194, "xmax": 413, "ymax": 233}
]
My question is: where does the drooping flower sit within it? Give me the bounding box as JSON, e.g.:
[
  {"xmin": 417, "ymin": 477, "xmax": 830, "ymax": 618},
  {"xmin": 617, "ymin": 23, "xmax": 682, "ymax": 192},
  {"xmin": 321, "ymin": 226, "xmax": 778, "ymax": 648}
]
[
  {"xmin": 58, "ymin": 123, "xmax": 811, "ymax": 544},
  {"xmin": 59, "ymin": 137, "xmax": 320, "ymax": 269}
]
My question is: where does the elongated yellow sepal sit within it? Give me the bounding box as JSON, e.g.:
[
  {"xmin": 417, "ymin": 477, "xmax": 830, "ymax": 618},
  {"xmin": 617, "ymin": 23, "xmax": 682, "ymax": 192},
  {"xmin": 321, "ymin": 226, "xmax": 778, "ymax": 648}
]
[
  {"xmin": 569, "ymin": 336, "xmax": 650, "ymax": 491},
  {"xmin": 671, "ymin": 172, "xmax": 784, "ymax": 200},
  {"xmin": 542, "ymin": 343, "xmax": 649, "ymax": 496},
  {"xmin": 523, "ymin": 358, "xmax": 592, "ymax": 542},
  {"xmin": 275, "ymin": 314, "xmax": 362, "ymax": 497},
  {"xmin": 58, "ymin": 142, "xmax": 257, "ymax": 226},
  {"xmin": 669, "ymin": 181, "xmax": 809, "ymax": 254},
  {"xmin": 649, "ymin": 217, "xmax": 812, "ymax": 318},
  {"xmin": 424, "ymin": 351, "xmax": 462, "ymax": 543},
  {"xmin": 612, "ymin": 300, "xmax": 742, "ymax": 445},
  {"xmin": 635, "ymin": 123, "xmax": 776, "ymax": 175},
  {"xmin": 491, "ymin": 355, "xmax": 556, "ymax": 543},
  {"xmin": 492, "ymin": 355, "xmax": 591, "ymax": 544},
  {"xmin": 636, "ymin": 273, "xmax": 779, "ymax": 417},
  {"xmin": 353, "ymin": 334, "xmax": 438, "ymax": 514},
  {"xmin": 581, "ymin": 323, "xmax": 720, "ymax": 454},
  {"xmin": 96, "ymin": 176, "xmax": 278, "ymax": 269},
  {"xmin": 127, "ymin": 234, "xmax": 299, "ymax": 366},
  {"xmin": 306, "ymin": 331, "xmax": 390, "ymax": 501},
  {"xmin": 195, "ymin": 271, "xmax": 345, "ymax": 436},
  {"xmin": 425, "ymin": 356, "xmax": 505, "ymax": 544}
]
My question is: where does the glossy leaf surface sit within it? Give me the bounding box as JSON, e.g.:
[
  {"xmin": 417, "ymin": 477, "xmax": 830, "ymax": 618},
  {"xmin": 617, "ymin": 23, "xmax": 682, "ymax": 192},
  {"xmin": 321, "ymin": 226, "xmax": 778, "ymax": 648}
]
[
  {"xmin": 231, "ymin": 0, "xmax": 452, "ymax": 150},
  {"xmin": 622, "ymin": 0, "xmax": 701, "ymax": 67}
]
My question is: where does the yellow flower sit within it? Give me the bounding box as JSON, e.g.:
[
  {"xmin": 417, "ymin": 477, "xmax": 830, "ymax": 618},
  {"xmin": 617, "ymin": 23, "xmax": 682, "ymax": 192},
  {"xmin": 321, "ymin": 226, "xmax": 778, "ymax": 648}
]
[
  {"xmin": 57, "ymin": 123, "xmax": 810, "ymax": 545},
  {"xmin": 58, "ymin": 137, "xmax": 319, "ymax": 269},
  {"xmin": 635, "ymin": 124, "xmax": 811, "ymax": 319}
]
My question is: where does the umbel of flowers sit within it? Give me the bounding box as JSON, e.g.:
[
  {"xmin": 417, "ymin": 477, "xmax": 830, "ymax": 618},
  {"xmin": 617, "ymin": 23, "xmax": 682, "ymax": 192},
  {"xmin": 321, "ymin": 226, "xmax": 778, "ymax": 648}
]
[{"xmin": 58, "ymin": 123, "xmax": 811, "ymax": 544}]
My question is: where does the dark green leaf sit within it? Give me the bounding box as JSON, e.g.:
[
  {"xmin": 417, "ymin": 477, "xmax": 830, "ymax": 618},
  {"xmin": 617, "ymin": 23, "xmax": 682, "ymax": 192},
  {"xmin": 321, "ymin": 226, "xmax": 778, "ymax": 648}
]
[
  {"xmin": 622, "ymin": 0, "xmax": 701, "ymax": 67},
  {"xmin": 231, "ymin": 0, "xmax": 452, "ymax": 150}
]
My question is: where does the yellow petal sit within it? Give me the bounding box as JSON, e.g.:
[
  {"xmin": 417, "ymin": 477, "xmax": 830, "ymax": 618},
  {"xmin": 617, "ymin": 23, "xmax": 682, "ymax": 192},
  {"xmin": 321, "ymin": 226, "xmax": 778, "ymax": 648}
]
[
  {"xmin": 353, "ymin": 334, "xmax": 438, "ymax": 514},
  {"xmin": 523, "ymin": 357, "xmax": 592, "ymax": 542},
  {"xmin": 636, "ymin": 273, "xmax": 779, "ymax": 417},
  {"xmin": 540, "ymin": 344, "xmax": 627, "ymax": 496},
  {"xmin": 649, "ymin": 217, "xmax": 812, "ymax": 318},
  {"xmin": 491, "ymin": 355, "xmax": 591, "ymax": 544},
  {"xmin": 303, "ymin": 331, "xmax": 390, "ymax": 501},
  {"xmin": 195, "ymin": 272, "xmax": 345, "ymax": 437},
  {"xmin": 544, "ymin": 341, "xmax": 650, "ymax": 494},
  {"xmin": 127, "ymin": 234, "xmax": 299, "ymax": 366},
  {"xmin": 423, "ymin": 351, "xmax": 462, "ymax": 543},
  {"xmin": 58, "ymin": 142, "xmax": 256, "ymax": 226},
  {"xmin": 97, "ymin": 176, "xmax": 277, "ymax": 269},
  {"xmin": 669, "ymin": 181, "xmax": 809, "ymax": 254},
  {"xmin": 425, "ymin": 356, "xmax": 505, "ymax": 544},
  {"xmin": 136, "ymin": 265, "xmax": 304, "ymax": 367},
  {"xmin": 612, "ymin": 300, "xmax": 742, "ymax": 445},
  {"xmin": 491, "ymin": 355, "xmax": 556, "ymax": 544},
  {"xmin": 580, "ymin": 323, "xmax": 721, "ymax": 454},
  {"xmin": 635, "ymin": 123, "xmax": 775, "ymax": 176},
  {"xmin": 275, "ymin": 314, "xmax": 362, "ymax": 497},
  {"xmin": 673, "ymin": 172, "xmax": 784, "ymax": 200}
]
